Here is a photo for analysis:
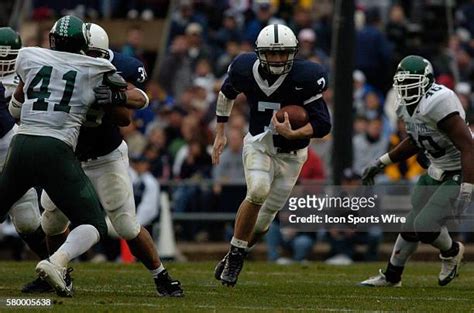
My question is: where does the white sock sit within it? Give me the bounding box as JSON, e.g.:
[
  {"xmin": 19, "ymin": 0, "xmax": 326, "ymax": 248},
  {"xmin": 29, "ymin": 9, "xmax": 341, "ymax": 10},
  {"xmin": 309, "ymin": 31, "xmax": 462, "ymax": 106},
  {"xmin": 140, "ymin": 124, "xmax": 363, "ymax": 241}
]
[
  {"xmin": 150, "ymin": 263, "xmax": 165, "ymax": 278},
  {"xmin": 389, "ymin": 234, "xmax": 419, "ymax": 267},
  {"xmin": 231, "ymin": 237, "xmax": 248, "ymax": 249},
  {"xmin": 431, "ymin": 227, "xmax": 453, "ymax": 252},
  {"xmin": 50, "ymin": 224, "xmax": 100, "ymax": 267}
]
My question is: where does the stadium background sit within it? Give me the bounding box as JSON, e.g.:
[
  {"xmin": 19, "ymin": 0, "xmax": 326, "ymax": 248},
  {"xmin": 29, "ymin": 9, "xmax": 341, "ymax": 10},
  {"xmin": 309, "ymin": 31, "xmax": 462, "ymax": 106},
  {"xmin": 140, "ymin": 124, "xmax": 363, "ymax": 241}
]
[{"xmin": 1, "ymin": 0, "xmax": 474, "ymax": 265}]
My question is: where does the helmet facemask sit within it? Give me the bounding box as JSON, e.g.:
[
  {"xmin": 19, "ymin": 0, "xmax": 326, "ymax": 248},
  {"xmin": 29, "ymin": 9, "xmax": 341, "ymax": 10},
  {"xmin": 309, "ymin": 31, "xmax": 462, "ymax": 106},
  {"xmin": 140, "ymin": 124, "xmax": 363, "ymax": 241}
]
[
  {"xmin": 0, "ymin": 46, "xmax": 18, "ymax": 77},
  {"xmin": 393, "ymin": 72, "xmax": 430, "ymax": 105},
  {"xmin": 256, "ymin": 46, "xmax": 297, "ymax": 75}
]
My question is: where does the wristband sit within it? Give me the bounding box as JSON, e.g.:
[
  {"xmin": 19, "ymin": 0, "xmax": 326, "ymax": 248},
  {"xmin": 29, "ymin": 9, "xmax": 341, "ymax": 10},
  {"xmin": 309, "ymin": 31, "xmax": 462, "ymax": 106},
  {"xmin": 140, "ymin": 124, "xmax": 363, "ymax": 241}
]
[{"xmin": 379, "ymin": 153, "xmax": 393, "ymax": 166}]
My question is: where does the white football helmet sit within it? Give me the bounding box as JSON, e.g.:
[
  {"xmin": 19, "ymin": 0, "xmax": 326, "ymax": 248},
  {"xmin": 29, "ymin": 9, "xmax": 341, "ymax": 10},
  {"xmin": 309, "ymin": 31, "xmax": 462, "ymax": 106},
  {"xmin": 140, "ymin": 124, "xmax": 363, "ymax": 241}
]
[
  {"xmin": 86, "ymin": 23, "xmax": 110, "ymax": 59},
  {"xmin": 255, "ymin": 24, "xmax": 298, "ymax": 75}
]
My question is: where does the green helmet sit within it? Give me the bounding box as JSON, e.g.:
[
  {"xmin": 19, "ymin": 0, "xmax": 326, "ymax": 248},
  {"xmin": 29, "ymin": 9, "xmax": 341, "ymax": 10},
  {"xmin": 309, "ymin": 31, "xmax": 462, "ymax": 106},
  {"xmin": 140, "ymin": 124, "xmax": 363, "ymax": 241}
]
[
  {"xmin": 49, "ymin": 15, "xmax": 89, "ymax": 54},
  {"xmin": 0, "ymin": 27, "xmax": 21, "ymax": 77},
  {"xmin": 393, "ymin": 55, "xmax": 435, "ymax": 105}
]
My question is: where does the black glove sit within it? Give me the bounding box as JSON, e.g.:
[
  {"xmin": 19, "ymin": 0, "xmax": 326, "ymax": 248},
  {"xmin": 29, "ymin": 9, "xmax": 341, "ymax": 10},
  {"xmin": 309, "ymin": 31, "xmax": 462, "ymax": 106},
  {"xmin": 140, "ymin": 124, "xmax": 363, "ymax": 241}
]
[
  {"xmin": 361, "ymin": 159, "xmax": 386, "ymax": 185},
  {"xmin": 94, "ymin": 85, "xmax": 127, "ymax": 107},
  {"xmin": 450, "ymin": 183, "xmax": 473, "ymax": 223}
]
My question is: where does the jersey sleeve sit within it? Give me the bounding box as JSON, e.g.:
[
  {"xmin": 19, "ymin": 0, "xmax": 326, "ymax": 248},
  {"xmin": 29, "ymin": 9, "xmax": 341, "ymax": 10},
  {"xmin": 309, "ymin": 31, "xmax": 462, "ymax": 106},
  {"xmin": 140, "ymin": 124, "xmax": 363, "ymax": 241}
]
[
  {"xmin": 220, "ymin": 54, "xmax": 250, "ymax": 100},
  {"xmin": 305, "ymin": 97, "xmax": 332, "ymax": 138},
  {"xmin": 425, "ymin": 90, "xmax": 464, "ymax": 125},
  {"xmin": 129, "ymin": 59, "xmax": 148, "ymax": 89},
  {"xmin": 301, "ymin": 63, "xmax": 329, "ymax": 105},
  {"xmin": 14, "ymin": 48, "xmax": 27, "ymax": 82}
]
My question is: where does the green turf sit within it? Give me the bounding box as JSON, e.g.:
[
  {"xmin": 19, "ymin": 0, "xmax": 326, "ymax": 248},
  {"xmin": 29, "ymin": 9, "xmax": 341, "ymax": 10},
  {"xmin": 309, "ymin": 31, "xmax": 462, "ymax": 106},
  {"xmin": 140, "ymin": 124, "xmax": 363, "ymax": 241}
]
[{"xmin": 0, "ymin": 261, "xmax": 473, "ymax": 312}]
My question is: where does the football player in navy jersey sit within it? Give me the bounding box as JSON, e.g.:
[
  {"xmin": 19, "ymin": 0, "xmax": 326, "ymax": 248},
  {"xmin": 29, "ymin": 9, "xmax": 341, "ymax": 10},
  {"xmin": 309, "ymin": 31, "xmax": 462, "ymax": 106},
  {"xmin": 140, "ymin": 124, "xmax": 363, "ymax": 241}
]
[
  {"xmin": 213, "ymin": 24, "xmax": 331, "ymax": 286},
  {"xmin": 24, "ymin": 23, "xmax": 183, "ymax": 297}
]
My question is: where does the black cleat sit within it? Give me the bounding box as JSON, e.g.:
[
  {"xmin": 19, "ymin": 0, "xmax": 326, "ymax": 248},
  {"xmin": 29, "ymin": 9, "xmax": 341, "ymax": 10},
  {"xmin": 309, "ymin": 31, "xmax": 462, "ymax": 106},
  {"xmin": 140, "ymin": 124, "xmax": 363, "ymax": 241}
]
[
  {"xmin": 214, "ymin": 253, "xmax": 228, "ymax": 281},
  {"xmin": 220, "ymin": 246, "xmax": 245, "ymax": 287},
  {"xmin": 154, "ymin": 270, "xmax": 184, "ymax": 297},
  {"xmin": 21, "ymin": 277, "xmax": 54, "ymax": 293}
]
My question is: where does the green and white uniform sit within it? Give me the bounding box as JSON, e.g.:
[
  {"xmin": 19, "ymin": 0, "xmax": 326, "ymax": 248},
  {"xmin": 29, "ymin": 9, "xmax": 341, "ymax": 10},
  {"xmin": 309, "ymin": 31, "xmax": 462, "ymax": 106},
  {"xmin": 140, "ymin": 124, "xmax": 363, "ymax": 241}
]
[
  {"xmin": 0, "ymin": 47, "xmax": 115, "ymax": 238},
  {"xmin": 396, "ymin": 83, "xmax": 466, "ymax": 234},
  {"xmin": 397, "ymin": 83, "xmax": 465, "ymax": 180},
  {"xmin": 16, "ymin": 47, "xmax": 115, "ymax": 149}
]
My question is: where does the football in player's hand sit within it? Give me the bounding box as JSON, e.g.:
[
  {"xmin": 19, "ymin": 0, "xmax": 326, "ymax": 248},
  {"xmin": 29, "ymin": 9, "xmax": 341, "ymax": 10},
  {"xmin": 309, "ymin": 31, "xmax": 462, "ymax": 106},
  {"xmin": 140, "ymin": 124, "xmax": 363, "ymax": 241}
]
[{"xmin": 276, "ymin": 105, "xmax": 309, "ymax": 129}]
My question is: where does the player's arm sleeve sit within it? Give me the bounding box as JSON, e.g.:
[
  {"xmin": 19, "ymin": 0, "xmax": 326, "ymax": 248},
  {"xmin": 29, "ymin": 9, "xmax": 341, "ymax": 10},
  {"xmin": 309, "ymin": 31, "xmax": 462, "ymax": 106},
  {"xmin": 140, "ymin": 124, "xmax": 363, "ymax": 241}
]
[
  {"xmin": 132, "ymin": 61, "xmax": 148, "ymax": 90},
  {"xmin": 305, "ymin": 97, "xmax": 332, "ymax": 138},
  {"xmin": 14, "ymin": 49, "xmax": 25, "ymax": 82},
  {"xmin": 217, "ymin": 62, "xmax": 241, "ymax": 123}
]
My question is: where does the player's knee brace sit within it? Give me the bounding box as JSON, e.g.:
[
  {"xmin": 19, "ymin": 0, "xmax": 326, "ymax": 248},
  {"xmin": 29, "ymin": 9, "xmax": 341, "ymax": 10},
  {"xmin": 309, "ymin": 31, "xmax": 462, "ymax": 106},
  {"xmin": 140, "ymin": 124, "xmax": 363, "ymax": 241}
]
[
  {"xmin": 40, "ymin": 192, "xmax": 58, "ymax": 212},
  {"xmin": 96, "ymin": 173, "xmax": 131, "ymax": 212},
  {"xmin": 10, "ymin": 190, "xmax": 40, "ymax": 234},
  {"xmin": 245, "ymin": 177, "xmax": 271, "ymax": 205},
  {"xmin": 109, "ymin": 211, "xmax": 140, "ymax": 240},
  {"xmin": 41, "ymin": 209, "xmax": 70, "ymax": 236}
]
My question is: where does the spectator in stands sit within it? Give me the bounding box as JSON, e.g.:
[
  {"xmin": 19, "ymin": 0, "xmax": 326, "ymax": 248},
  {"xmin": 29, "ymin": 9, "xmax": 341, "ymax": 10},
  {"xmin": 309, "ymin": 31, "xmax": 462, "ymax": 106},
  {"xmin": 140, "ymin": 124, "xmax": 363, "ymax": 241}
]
[
  {"xmin": 215, "ymin": 40, "xmax": 241, "ymax": 77},
  {"xmin": 384, "ymin": 119, "xmax": 425, "ymax": 183},
  {"xmin": 289, "ymin": 6, "xmax": 314, "ymax": 36},
  {"xmin": 212, "ymin": 127, "xmax": 246, "ymax": 213},
  {"xmin": 353, "ymin": 117, "xmax": 389, "ymax": 177},
  {"xmin": 385, "ymin": 3, "xmax": 409, "ymax": 62},
  {"xmin": 193, "ymin": 59, "xmax": 216, "ymax": 104},
  {"xmin": 353, "ymin": 70, "xmax": 375, "ymax": 116},
  {"xmin": 185, "ymin": 23, "xmax": 212, "ymax": 68},
  {"xmin": 298, "ymin": 147, "xmax": 325, "ymax": 182},
  {"xmin": 212, "ymin": 128, "xmax": 245, "ymax": 187},
  {"xmin": 173, "ymin": 138, "xmax": 212, "ymax": 213},
  {"xmin": 296, "ymin": 28, "xmax": 329, "ymax": 68},
  {"xmin": 455, "ymin": 0, "xmax": 474, "ymax": 36},
  {"xmin": 172, "ymin": 115, "xmax": 201, "ymax": 177},
  {"xmin": 159, "ymin": 35, "xmax": 193, "ymax": 98},
  {"xmin": 455, "ymin": 82, "xmax": 474, "ymax": 114},
  {"xmin": 213, "ymin": 9, "xmax": 243, "ymax": 54},
  {"xmin": 168, "ymin": 0, "xmax": 208, "ymax": 44},
  {"xmin": 243, "ymin": 0, "xmax": 276, "ymax": 44},
  {"xmin": 130, "ymin": 156, "xmax": 160, "ymax": 231},
  {"xmin": 121, "ymin": 120, "xmax": 147, "ymax": 156},
  {"xmin": 355, "ymin": 7, "xmax": 393, "ymax": 93},
  {"xmin": 455, "ymin": 45, "xmax": 474, "ymax": 85},
  {"xmin": 324, "ymin": 168, "xmax": 382, "ymax": 265},
  {"xmin": 121, "ymin": 26, "xmax": 145, "ymax": 62},
  {"xmin": 266, "ymin": 217, "xmax": 317, "ymax": 264},
  {"xmin": 145, "ymin": 126, "xmax": 172, "ymax": 180}
]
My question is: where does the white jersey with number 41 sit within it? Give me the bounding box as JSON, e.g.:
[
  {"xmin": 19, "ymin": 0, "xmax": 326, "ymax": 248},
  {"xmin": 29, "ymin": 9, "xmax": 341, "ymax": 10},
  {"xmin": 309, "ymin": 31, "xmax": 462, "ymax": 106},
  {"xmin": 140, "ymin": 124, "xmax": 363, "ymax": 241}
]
[
  {"xmin": 15, "ymin": 47, "xmax": 116, "ymax": 149},
  {"xmin": 397, "ymin": 83, "xmax": 466, "ymax": 173}
]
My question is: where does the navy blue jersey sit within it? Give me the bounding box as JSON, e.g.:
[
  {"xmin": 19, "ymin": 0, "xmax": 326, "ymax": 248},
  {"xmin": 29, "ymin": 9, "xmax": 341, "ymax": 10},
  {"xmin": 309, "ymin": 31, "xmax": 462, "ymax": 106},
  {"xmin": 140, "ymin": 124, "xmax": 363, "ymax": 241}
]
[
  {"xmin": 75, "ymin": 52, "xmax": 147, "ymax": 161},
  {"xmin": 220, "ymin": 53, "xmax": 331, "ymax": 151},
  {"xmin": 0, "ymin": 83, "xmax": 15, "ymax": 139}
]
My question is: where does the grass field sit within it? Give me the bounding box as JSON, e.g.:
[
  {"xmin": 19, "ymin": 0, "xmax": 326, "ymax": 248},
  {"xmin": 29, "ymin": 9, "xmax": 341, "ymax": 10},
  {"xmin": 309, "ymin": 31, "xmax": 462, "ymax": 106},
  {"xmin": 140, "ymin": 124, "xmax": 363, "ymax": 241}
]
[{"xmin": 0, "ymin": 261, "xmax": 473, "ymax": 312}]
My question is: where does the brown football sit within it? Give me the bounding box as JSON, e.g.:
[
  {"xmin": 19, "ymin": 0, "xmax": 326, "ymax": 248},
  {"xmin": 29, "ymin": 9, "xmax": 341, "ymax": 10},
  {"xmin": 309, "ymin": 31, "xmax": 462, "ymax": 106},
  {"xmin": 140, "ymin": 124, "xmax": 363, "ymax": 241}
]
[{"xmin": 276, "ymin": 105, "xmax": 309, "ymax": 129}]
